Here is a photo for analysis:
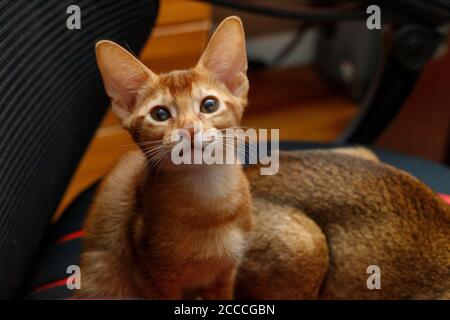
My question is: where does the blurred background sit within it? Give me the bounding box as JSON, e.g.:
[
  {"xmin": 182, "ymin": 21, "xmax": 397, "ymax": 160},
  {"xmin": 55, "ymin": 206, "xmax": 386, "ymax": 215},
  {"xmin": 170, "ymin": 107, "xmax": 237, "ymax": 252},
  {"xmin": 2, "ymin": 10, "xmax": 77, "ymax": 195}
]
[{"xmin": 55, "ymin": 0, "xmax": 450, "ymax": 219}]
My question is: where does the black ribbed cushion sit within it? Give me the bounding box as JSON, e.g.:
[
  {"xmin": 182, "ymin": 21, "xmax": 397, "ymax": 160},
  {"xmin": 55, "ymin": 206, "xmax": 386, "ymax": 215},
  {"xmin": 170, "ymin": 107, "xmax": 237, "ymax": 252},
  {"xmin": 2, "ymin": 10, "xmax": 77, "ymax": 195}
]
[
  {"xmin": 0, "ymin": 0, "xmax": 158, "ymax": 298},
  {"xmin": 22, "ymin": 143, "xmax": 450, "ymax": 299}
]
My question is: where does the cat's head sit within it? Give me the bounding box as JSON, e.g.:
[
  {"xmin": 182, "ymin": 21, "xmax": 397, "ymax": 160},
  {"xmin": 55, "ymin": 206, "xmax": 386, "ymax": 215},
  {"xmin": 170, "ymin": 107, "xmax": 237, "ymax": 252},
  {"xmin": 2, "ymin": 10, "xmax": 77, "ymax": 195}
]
[{"xmin": 96, "ymin": 16, "xmax": 248, "ymax": 164}]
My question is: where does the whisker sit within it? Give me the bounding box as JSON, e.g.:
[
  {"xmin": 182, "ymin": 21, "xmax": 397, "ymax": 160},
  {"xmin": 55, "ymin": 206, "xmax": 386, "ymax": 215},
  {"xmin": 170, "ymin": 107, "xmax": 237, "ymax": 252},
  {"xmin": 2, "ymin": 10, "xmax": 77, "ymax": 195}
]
[
  {"xmin": 154, "ymin": 153, "xmax": 169, "ymax": 183},
  {"xmin": 139, "ymin": 143, "xmax": 172, "ymax": 184},
  {"xmin": 115, "ymin": 139, "xmax": 165, "ymax": 149},
  {"xmin": 142, "ymin": 144, "xmax": 167, "ymax": 155},
  {"xmin": 218, "ymin": 142, "xmax": 258, "ymax": 163},
  {"xmin": 217, "ymin": 125, "xmax": 259, "ymax": 131}
]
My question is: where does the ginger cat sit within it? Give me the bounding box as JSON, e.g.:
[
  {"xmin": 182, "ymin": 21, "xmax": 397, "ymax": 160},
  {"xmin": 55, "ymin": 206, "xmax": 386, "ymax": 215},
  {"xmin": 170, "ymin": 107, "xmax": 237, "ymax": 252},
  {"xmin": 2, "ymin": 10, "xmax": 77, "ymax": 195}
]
[{"xmin": 76, "ymin": 17, "xmax": 253, "ymax": 299}]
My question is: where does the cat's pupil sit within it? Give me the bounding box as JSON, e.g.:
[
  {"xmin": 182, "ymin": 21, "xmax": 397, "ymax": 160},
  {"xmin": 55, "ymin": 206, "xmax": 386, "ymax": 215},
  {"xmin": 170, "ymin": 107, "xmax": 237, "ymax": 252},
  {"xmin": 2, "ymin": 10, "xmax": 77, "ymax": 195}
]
[
  {"xmin": 201, "ymin": 97, "xmax": 219, "ymax": 113},
  {"xmin": 151, "ymin": 107, "xmax": 171, "ymax": 121}
]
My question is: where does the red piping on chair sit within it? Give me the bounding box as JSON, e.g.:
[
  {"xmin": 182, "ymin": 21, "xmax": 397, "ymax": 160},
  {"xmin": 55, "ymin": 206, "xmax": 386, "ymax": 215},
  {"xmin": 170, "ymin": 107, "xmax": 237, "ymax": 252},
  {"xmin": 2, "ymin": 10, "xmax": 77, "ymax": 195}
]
[
  {"xmin": 56, "ymin": 230, "xmax": 85, "ymax": 244},
  {"xmin": 439, "ymin": 193, "xmax": 450, "ymax": 204},
  {"xmin": 32, "ymin": 277, "xmax": 69, "ymax": 292}
]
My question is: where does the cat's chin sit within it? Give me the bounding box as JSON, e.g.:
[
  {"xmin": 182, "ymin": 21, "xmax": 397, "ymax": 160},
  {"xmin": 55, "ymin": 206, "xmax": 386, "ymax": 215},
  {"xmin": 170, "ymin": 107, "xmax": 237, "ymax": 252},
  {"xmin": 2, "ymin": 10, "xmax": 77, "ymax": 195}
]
[
  {"xmin": 161, "ymin": 163, "xmax": 244, "ymax": 182},
  {"xmin": 167, "ymin": 162, "xmax": 232, "ymax": 173}
]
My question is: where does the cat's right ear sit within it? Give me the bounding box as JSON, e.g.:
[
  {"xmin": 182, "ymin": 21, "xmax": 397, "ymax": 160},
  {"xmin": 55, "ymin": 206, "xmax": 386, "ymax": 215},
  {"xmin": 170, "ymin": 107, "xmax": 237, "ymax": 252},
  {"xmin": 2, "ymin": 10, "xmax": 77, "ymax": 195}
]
[
  {"xmin": 96, "ymin": 40, "xmax": 154, "ymax": 124},
  {"xmin": 197, "ymin": 16, "xmax": 248, "ymax": 99}
]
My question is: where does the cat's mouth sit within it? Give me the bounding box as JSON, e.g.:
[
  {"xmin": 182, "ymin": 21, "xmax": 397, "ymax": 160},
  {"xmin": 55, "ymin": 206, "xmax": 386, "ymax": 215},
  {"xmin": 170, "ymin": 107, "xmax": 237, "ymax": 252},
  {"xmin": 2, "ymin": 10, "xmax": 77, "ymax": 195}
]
[
  {"xmin": 181, "ymin": 144, "xmax": 206, "ymax": 155},
  {"xmin": 178, "ymin": 141, "xmax": 210, "ymax": 157}
]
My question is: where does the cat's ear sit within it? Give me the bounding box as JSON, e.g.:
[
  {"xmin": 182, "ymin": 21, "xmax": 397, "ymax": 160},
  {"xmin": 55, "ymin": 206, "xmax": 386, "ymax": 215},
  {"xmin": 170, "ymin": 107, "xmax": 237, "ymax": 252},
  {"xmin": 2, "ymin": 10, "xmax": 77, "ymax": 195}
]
[
  {"xmin": 96, "ymin": 40, "xmax": 154, "ymax": 122},
  {"xmin": 197, "ymin": 16, "xmax": 248, "ymax": 98}
]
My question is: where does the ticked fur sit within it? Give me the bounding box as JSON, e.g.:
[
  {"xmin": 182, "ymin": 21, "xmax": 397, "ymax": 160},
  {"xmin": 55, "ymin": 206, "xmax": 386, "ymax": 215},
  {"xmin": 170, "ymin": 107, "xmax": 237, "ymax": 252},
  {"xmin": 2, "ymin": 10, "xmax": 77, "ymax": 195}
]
[
  {"xmin": 238, "ymin": 149, "xmax": 450, "ymax": 299},
  {"xmin": 76, "ymin": 15, "xmax": 450, "ymax": 300},
  {"xmin": 77, "ymin": 17, "xmax": 253, "ymax": 299}
]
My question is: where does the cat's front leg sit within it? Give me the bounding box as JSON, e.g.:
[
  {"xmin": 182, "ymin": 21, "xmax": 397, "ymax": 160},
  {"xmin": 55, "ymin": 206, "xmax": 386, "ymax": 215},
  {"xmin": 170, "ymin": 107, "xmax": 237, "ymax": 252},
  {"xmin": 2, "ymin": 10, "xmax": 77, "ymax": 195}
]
[
  {"xmin": 201, "ymin": 266, "xmax": 237, "ymax": 300},
  {"xmin": 74, "ymin": 250, "xmax": 138, "ymax": 299},
  {"xmin": 140, "ymin": 271, "xmax": 184, "ymax": 300},
  {"xmin": 142, "ymin": 283, "xmax": 183, "ymax": 300}
]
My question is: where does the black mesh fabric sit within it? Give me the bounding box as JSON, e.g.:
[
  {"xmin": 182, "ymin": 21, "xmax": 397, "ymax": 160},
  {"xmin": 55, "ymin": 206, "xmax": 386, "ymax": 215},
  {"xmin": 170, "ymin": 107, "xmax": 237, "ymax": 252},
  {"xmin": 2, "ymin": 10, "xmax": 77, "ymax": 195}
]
[{"xmin": 0, "ymin": 0, "xmax": 159, "ymax": 298}]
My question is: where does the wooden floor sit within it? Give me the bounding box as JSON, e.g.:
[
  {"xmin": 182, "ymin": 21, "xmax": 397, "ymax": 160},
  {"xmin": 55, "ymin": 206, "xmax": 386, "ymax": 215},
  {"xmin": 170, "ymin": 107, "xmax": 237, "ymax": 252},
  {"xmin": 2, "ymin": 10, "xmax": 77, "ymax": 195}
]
[
  {"xmin": 54, "ymin": 66, "xmax": 357, "ymax": 220},
  {"xmin": 243, "ymin": 67, "xmax": 357, "ymax": 141}
]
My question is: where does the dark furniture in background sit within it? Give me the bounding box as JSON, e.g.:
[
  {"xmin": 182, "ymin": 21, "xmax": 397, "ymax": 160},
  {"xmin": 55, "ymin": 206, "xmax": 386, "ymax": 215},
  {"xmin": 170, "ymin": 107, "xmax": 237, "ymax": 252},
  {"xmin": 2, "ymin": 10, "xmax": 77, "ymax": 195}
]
[{"xmin": 202, "ymin": 0, "xmax": 450, "ymax": 146}]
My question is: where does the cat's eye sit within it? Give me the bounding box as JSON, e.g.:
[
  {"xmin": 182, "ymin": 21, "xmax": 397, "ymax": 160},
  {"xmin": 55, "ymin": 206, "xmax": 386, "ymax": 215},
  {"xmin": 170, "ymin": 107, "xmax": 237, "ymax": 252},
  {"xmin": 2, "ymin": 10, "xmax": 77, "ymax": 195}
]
[
  {"xmin": 200, "ymin": 97, "xmax": 219, "ymax": 114},
  {"xmin": 150, "ymin": 106, "xmax": 171, "ymax": 122}
]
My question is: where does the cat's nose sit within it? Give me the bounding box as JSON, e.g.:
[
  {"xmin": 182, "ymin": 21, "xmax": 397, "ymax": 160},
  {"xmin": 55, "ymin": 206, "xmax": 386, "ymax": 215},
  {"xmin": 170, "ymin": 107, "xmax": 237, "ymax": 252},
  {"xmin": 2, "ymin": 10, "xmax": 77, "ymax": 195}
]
[
  {"xmin": 187, "ymin": 127, "xmax": 195, "ymax": 139},
  {"xmin": 185, "ymin": 127, "xmax": 196, "ymax": 146}
]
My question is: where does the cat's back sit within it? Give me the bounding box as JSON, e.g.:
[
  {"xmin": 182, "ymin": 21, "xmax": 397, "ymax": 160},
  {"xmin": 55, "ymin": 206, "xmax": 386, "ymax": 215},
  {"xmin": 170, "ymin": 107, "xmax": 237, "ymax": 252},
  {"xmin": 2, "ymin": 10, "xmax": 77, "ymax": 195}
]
[
  {"xmin": 84, "ymin": 150, "xmax": 145, "ymax": 240},
  {"xmin": 100, "ymin": 149, "xmax": 145, "ymax": 198},
  {"xmin": 248, "ymin": 149, "xmax": 450, "ymax": 240},
  {"xmin": 248, "ymin": 149, "xmax": 449, "ymax": 220},
  {"xmin": 78, "ymin": 150, "xmax": 146, "ymax": 298},
  {"xmin": 246, "ymin": 149, "xmax": 450, "ymax": 299}
]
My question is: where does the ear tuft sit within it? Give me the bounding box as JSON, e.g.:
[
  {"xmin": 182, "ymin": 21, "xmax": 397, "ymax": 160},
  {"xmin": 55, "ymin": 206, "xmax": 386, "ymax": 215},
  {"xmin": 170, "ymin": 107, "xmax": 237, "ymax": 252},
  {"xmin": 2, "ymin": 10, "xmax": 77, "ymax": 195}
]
[
  {"xmin": 197, "ymin": 16, "xmax": 248, "ymax": 98},
  {"xmin": 96, "ymin": 40, "xmax": 153, "ymax": 123}
]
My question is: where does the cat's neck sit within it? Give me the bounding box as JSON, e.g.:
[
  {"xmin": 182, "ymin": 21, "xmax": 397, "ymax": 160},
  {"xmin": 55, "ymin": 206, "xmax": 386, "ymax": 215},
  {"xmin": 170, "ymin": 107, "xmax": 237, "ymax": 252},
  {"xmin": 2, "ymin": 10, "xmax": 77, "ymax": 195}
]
[
  {"xmin": 184, "ymin": 164, "xmax": 242, "ymax": 203},
  {"xmin": 141, "ymin": 162, "xmax": 245, "ymax": 210},
  {"xmin": 137, "ymin": 159, "xmax": 250, "ymax": 230}
]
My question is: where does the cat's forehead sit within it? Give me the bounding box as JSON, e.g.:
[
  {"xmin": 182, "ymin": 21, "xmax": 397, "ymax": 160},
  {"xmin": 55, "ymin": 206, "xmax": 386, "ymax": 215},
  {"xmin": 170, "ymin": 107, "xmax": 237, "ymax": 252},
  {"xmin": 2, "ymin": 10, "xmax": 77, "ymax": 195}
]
[
  {"xmin": 136, "ymin": 68, "xmax": 226, "ymax": 115},
  {"xmin": 156, "ymin": 69, "xmax": 203, "ymax": 97},
  {"xmin": 145, "ymin": 69, "xmax": 225, "ymax": 104}
]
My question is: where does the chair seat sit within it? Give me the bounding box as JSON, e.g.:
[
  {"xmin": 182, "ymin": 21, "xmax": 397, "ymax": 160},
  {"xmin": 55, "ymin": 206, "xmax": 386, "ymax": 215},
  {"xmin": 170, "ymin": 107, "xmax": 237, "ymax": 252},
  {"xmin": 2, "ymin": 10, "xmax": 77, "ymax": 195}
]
[{"xmin": 21, "ymin": 142, "xmax": 450, "ymax": 299}]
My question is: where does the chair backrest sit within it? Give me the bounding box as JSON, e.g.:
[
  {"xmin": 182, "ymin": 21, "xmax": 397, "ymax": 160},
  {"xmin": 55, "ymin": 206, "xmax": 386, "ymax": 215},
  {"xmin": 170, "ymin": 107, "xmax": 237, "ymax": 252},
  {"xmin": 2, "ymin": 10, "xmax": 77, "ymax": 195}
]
[{"xmin": 0, "ymin": 0, "xmax": 158, "ymax": 298}]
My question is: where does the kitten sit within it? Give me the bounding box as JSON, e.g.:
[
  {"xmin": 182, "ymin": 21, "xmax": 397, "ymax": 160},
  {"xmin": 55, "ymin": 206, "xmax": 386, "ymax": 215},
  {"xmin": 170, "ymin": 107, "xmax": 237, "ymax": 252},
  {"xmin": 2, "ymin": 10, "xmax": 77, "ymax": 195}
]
[{"xmin": 76, "ymin": 17, "xmax": 253, "ymax": 299}]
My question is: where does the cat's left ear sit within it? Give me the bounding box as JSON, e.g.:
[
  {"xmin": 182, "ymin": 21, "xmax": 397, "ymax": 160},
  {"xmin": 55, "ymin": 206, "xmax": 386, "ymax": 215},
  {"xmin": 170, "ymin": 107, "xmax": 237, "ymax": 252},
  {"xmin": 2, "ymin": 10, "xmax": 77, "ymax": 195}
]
[
  {"xmin": 197, "ymin": 16, "xmax": 248, "ymax": 98},
  {"xmin": 96, "ymin": 40, "xmax": 154, "ymax": 124}
]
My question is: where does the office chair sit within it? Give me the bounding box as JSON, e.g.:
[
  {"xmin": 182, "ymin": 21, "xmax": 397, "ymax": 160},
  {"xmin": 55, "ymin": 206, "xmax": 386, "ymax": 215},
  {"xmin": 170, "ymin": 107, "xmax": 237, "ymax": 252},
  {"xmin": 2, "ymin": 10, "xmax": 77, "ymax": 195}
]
[{"xmin": 0, "ymin": 0, "xmax": 159, "ymax": 299}]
